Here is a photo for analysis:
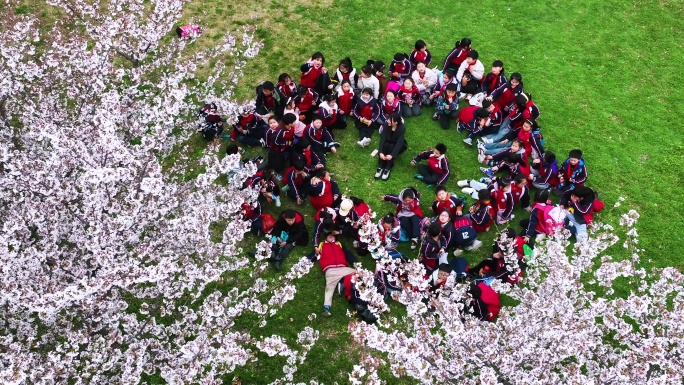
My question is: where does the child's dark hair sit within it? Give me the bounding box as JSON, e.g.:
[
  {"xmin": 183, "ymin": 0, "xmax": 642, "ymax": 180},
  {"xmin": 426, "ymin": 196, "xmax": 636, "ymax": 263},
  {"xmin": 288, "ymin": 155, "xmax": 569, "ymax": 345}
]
[
  {"xmin": 572, "ymin": 186, "xmax": 594, "ymax": 203},
  {"xmin": 499, "ymin": 177, "xmax": 513, "ymax": 188},
  {"xmin": 310, "ymin": 113, "xmax": 323, "ymax": 122},
  {"xmin": 534, "ymin": 188, "xmax": 550, "ymax": 203},
  {"xmin": 278, "ymin": 73, "xmax": 291, "ymax": 83},
  {"xmin": 435, "ymin": 185, "xmax": 447, "ymax": 194},
  {"xmin": 543, "ymin": 151, "xmax": 556, "ymax": 163},
  {"xmin": 372, "ymin": 60, "xmax": 386, "ymax": 72},
  {"xmin": 492, "ymin": 60, "xmax": 504, "ymax": 68},
  {"xmin": 515, "ymin": 93, "xmax": 530, "ymax": 109},
  {"xmin": 340, "ymin": 79, "xmax": 352, "ymax": 88},
  {"xmin": 467, "ymin": 50, "xmax": 479, "ymax": 60},
  {"xmin": 435, "ymin": 143, "xmax": 447, "ymax": 154},
  {"xmin": 443, "ymin": 69, "xmax": 455, "ymax": 80},
  {"xmin": 295, "ymin": 138, "xmax": 310, "ymax": 151},
  {"xmin": 387, "ymin": 113, "xmax": 402, "ymax": 125},
  {"xmin": 510, "ymin": 72, "xmax": 522, "ymax": 82},
  {"xmin": 478, "ymin": 189, "xmax": 492, "ymax": 201},
  {"xmin": 438, "ymin": 263, "xmax": 453, "ymax": 273},
  {"xmin": 394, "ymin": 52, "xmax": 409, "ymax": 61},
  {"xmin": 482, "ymin": 99, "xmax": 493, "ymax": 109},
  {"xmin": 262, "ymin": 169, "xmax": 273, "ymax": 181},
  {"xmin": 226, "ymin": 144, "xmax": 239, "ymax": 156},
  {"xmin": 297, "ymin": 85, "xmax": 308, "ymax": 96},
  {"xmin": 267, "ymin": 115, "xmax": 280, "ymax": 124},
  {"xmin": 569, "ymin": 149, "xmax": 583, "ymax": 159},
  {"xmin": 175, "ymin": 27, "xmax": 183, "ymax": 37},
  {"xmin": 506, "ymin": 153, "xmax": 523, "ymax": 164},
  {"xmin": 382, "ymin": 213, "xmax": 395, "ymax": 224},
  {"xmin": 402, "ymin": 189, "xmax": 415, "ymax": 200},
  {"xmin": 262, "ymin": 81, "xmax": 275, "ymax": 91},
  {"xmin": 415, "ymin": 40, "xmax": 427, "ymax": 50},
  {"xmin": 350, "ymin": 197, "xmax": 365, "ymax": 206},
  {"xmin": 456, "ymin": 38, "xmax": 472, "ymax": 48},
  {"xmin": 514, "ymin": 173, "xmax": 527, "ymax": 185},
  {"xmin": 293, "ymin": 159, "xmax": 305, "ymax": 171},
  {"xmin": 311, "ymin": 52, "xmax": 325, "ymax": 65},
  {"xmin": 511, "ymin": 139, "xmax": 524, "ymax": 149},
  {"xmin": 445, "ymin": 83, "xmax": 458, "ymax": 93},
  {"xmin": 361, "ymin": 65, "xmax": 373, "ymax": 76},
  {"xmin": 523, "ymin": 119, "xmax": 537, "ymax": 128},
  {"xmin": 322, "ymin": 94, "xmax": 336, "ymax": 103},
  {"xmin": 385, "ymin": 89, "xmax": 396, "ymax": 98},
  {"xmin": 315, "ymin": 168, "xmax": 329, "ymax": 178},
  {"xmin": 475, "ymin": 108, "xmax": 490, "ymax": 119},
  {"xmin": 283, "ymin": 209, "xmax": 297, "ymax": 219},
  {"xmin": 361, "ymin": 87, "xmax": 373, "ymax": 96},
  {"xmin": 428, "ymin": 223, "xmax": 442, "ymax": 238},
  {"xmin": 339, "ymin": 57, "xmax": 352, "ymax": 70},
  {"xmin": 282, "ymin": 113, "xmax": 297, "ymax": 125}
]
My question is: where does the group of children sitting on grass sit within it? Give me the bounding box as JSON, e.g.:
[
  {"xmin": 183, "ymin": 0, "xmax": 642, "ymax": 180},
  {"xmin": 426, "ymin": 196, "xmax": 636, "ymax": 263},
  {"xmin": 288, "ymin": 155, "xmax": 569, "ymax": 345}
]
[{"xmin": 200, "ymin": 37, "xmax": 604, "ymax": 321}]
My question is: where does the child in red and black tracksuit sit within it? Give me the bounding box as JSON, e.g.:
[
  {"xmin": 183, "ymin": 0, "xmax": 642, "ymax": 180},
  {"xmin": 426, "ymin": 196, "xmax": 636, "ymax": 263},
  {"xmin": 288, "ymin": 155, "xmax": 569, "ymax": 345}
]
[
  {"xmin": 352, "ymin": 87, "xmax": 381, "ymax": 146},
  {"xmin": 409, "ymin": 39, "xmax": 432, "ymax": 67},
  {"xmin": 434, "ymin": 83, "xmax": 460, "ymax": 129},
  {"xmin": 277, "ymin": 73, "xmax": 298, "ymax": 100},
  {"xmin": 505, "ymin": 93, "xmax": 540, "ymax": 132},
  {"xmin": 560, "ymin": 186, "xmax": 597, "ymax": 242},
  {"xmin": 241, "ymin": 199, "xmax": 263, "ymax": 235},
  {"xmin": 379, "ymin": 90, "xmax": 401, "ymax": 124},
  {"xmin": 232, "ymin": 107, "xmax": 266, "ymax": 147},
  {"xmin": 270, "ymin": 209, "xmax": 309, "ymax": 271},
  {"xmin": 470, "ymin": 228, "xmax": 525, "ymax": 284},
  {"xmin": 529, "ymin": 151, "xmax": 559, "ymax": 190},
  {"xmin": 291, "ymin": 138, "xmax": 324, "ymax": 171},
  {"xmin": 389, "ymin": 52, "xmax": 412, "ymax": 82},
  {"xmin": 294, "ymin": 85, "xmax": 319, "ymax": 124},
  {"xmin": 309, "ymin": 168, "xmax": 341, "ymax": 211},
  {"xmin": 336, "ymin": 80, "xmax": 355, "ymax": 124},
  {"xmin": 264, "ymin": 116, "xmax": 292, "ymax": 175},
  {"xmin": 491, "ymin": 178, "xmax": 515, "ymax": 225},
  {"xmin": 318, "ymin": 94, "xmax": 346, "ymax": 130},
  {"xmin": 420, "ymin": 223, "xmax": 448, "ymax": 273},
  {"xmin": 442, "ymin": 38, "xmax": 472, "ymax": 73},
  {"xmin": 431, "ymin": 186, "xmax": 465, "ymax": 217},
  {"xmin": 469, "ymin": 189, "xmax": 495, "ymax": 233},
  {"xmin": 244, "ymin": 169, "xmax": 281, "ymax": 207},
  {"xmin": 411, "ymin": 143, "xmax": 451, "ymax": 186},
  {"xmin": 283, "ymin": 160, "xmax": 310, "ymax": 205},
  {"xmin": 397, "ymin": 78, "xmax": 422, "ymax": 117},
  {"xmin": 459, "ymin": 107, "xmax": 492, "ymax": 145},
  {"xmin": 556, "ymin": 149, "xmax": 588, "ymax": 195},
  {"xmin": 489, "ymin": 72, "xmax": 524, "ymax": 115},
  {"xmin": 510, "ymin": 174, "xmax": 531, "ymax": 211},
  {"xmin": 305, "ymin": 114, "xmax": 339, "ymax": 158},
  {"xmin": 481, "ymin": 60, "xmax": 507, "ymax": 97},
  {"xmin": 383, "ymin": 187, "xmax": 423, "ymax": 248},
  {"xmin": 300, "ymin": 52, "xmax": 332, "ymax": 96}
]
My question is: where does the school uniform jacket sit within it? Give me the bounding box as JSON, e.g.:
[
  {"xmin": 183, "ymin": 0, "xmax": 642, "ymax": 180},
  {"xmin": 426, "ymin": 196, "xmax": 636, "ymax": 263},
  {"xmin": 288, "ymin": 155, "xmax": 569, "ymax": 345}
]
[
  {"xmin": 412, "ymin": 151, "xmax": 451, "ymax": 185},
  {"xmin": 272, "ymin": 211, "xmax": 309, "ymax": 246},
  {"xmin": 333, "ymin": 68, "xmax": 358, "ymax": 90},
  {"xmin": 420, "ymin": 235, "xmax": 447, "ymax": 270},
  {"xmin": 491, "ymin": 81, "xmax": 524, "ymax": 112},
  {"xmin": 470, "ymin": 200, "xmax": 495, "ymax": 233},
  {"xmin": 337, "ymin": 88, "xmax": 356, "ymax": 115},
  {"xmin": 431, "ymin": 195, "xmax": 465, "ymax": 217},
  {"xmin": 411, "ymin": 68, "xmax": 438, "ymax": 94},
  {"xmin": 492, "ymin": 187, "xmax": 514, "ymax": 222},
  {"xmin": 283, "ymin": 167, "xmax": 308, "ymax": 200},
  {"xmin": 294, "ymin": 89, "xmax": 319, "ymax": 113},
  {"xmin": 442, "ymin": 47, "xmax": 471, "ymax": 71},
  {"xmin": 560, "ymin": 191, "xmax": 595, "ymax": 225},
  {"xmin": 383, "ymin": 189, "xmax": 424, "ymax": 218},
  {"xmin": 378, "ymin": 218, "xmax": 401, "ymax": 250},
  {"xmin": 507, "ymin": 100, "xmax": 540, "ymax": 129},
  {"xmin": 481, "ymin": 72, "xmax": 508, "ymax": 96},
  {"xmin": 409, "ymin": 49, "xmax": 432, "ymax": 67},
  {"xmin": 352, "ymin": 96, "xmax": 380, "ymax": 122},
  {"xmin": 456, "ymin": 60, "xmax": 485, "ymax": 82},
  {"xmin": 397, "ymin": 85, "xmax": 422, "ymax": 106},
  {"xmin": 318, "ymin": 241, "xmax": 349, "ymax": 272},
  {"xmin": 317, "ymin": 101, "xmax": 338, "ymax": 127},
  {"xmin": 380, "ymin": 98, "xmax": 401, "ymax": 120},
  {"xmin": 559, "ymin": 158, "xmax": 588, "ymax": 187},
  {"xmin": 309, "ymin": 179, "xmax": 340, "ymax": 211},
  {"xmin": 510, "ymin": 183, "xmax": 530, "ymax": 209},
  {"xmin": 389, "ymin": 58, "xmax": 413, "ymax": 81},
  {"xmin": 300, "ymin": 62, "xmax": 324, "ymax": 89}
]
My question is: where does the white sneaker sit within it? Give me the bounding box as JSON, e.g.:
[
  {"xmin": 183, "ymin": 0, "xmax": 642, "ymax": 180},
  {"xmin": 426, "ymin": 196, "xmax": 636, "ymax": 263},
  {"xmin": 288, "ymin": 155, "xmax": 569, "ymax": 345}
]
[
  {"xmin": 274, "ymin": 196, "xmax": 281, "ymax": 207},
  {"xmin": 465, "ymin": 239, "xmax": 483, "ymax": 251},
  {"xmin": 477, "ymin": 152, "xmax": 486, "ymax": 163},
  {"xmin": 461, "ymin": 187, "xmax": 475, "ymax": 195},
  {"xmin": 375, "ymin": 168, "xmax": 383, "ymax": 178},
  {"xmin": 463, "ymin": 138, "xmax": 473, "ymax": 146},
  {"xmin": 457, "ymin": 180, "xmax": 470, "ymax": 188},
  {"xmin": 511, "ymin": 214, "xmax": 515, "ymax": 220},
  {"xmin": 362, "ymin": 137, "xmax": 371, "ymax": 147},
  {"xmin": 453, "ymin": 249, "xmax": 464, "ymax": 256},
  {"xmin": 477, "ymin": 140, "xmax": 486, "ymax": 151},
  {"xmin": 357, "ymin": 139, "xmax": 365, "ymax": 146},
  {"xmin": 482, "ymin": 137, "xmax": 493, "ymax": 144},
  {"xmin": 535, "ymin": 234, "xmax": 546, "ymax": 243},
  {"xmin": 458, "ymin": 92, "xmax": 467, "ymax": 100},
  {"xmin": 410, "ymin": 237, "xmax": 419, "ymax": 250}
]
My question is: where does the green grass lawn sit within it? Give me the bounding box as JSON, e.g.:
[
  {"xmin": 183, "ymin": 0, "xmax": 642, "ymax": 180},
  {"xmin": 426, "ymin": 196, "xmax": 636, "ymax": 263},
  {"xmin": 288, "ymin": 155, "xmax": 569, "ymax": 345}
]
[{"xmin": 170, "ymin": 0, "xmax": 684, "ymax": 382}]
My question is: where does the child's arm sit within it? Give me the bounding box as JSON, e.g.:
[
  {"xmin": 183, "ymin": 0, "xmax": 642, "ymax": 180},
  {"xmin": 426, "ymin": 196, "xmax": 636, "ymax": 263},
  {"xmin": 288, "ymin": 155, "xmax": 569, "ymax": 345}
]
[
  {"xmin": 411, "ymin": 149, "xmax": 432, "ymax": 164},
  {"xmin": 456, "ymin": 60, "xmax": 468, "ymax": 82},
  {"xmin": 300, "ymin": 62, "xmax": 313, "ymax": 73},
  {"xmin": 571, "ymin": 165, "xmax": 588, "ymax": 184},
  {"xmin": 525, "ymin": 208, "xmax": 540, "ymax": 239},
  {"xmin": 369, "ymin": 101, "xmax": 381, "ymax": 123},
  {"xmin": 382, "ymin": 194, "xmax": 401, "ymax": 205},
  {"xmin": 425, "ymin": 50, "xmax": 432, "ymax": 67}
]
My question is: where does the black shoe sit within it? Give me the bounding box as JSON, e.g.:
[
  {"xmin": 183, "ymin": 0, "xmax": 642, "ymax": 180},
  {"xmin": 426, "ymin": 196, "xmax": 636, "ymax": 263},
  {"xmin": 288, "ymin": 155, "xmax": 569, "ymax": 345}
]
[{"xmin": 374, "ymin": 168, "xmax": 383, "ymax": 179}]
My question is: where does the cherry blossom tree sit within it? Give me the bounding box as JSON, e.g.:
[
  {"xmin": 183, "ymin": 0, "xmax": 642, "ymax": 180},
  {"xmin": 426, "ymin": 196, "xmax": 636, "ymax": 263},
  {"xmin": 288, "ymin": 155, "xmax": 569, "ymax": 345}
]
[{"xmin": 0, "ymin": 1, "xmax": 323, "ymax": 383}]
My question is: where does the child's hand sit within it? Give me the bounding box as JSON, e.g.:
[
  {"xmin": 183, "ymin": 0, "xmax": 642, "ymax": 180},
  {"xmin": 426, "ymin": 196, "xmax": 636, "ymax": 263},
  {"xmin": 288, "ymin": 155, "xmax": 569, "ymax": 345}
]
[
  {"xmin": 492, "ymin": 166, "xmax": 499, "ymax": 172},
  {"xmin": 485, "ymin": 155, "xmax": 492, "ymax": 160},
  {"xmin": 528, "ymin": 174, "xmax": 534, "ymax": 180},
  {"xmin": 445, "ymin": 105, "xmax": 450, "ymax": 110},
  {"xmin": 486, "ymin": 96, "xmax": 493, "ymax": 101},
  {"xmin": 532, "ymin": 158, "xmax": 540, "ymax": 164},
  {"xmin": 379, "ymin": 153, "xmax": 386, "ymax": 160},
  {"xmin": 321, "ymin": 67, "xmax": 327, "ymax": 73},
  {"xmin": 339, "ymin": 109, "xmax": 345, "ymax": 114},
  {"xmin": 410, "ymin": 160, "xmax": 417, "ymax": 166},
  {"xmin": 456, "ymin": 209, "xmax": 462, "ymax": 216},
  {"xmin": 392, "ymin": 72, "xmax": 399, "ymax": 78},
  {"xmin": 327, "ymin": 84, "xmax": 333, "ymax": 90},
  {"xmin": 500, "ymin": 139, "xmax": 508, "ymax": 144},
  {"xmin": 297, "ymin": 197, "xmax": 303, "ymax": 205},
  {"xmin": 385, "ymin": 155, "xmax": 393, "ymax": 161}
]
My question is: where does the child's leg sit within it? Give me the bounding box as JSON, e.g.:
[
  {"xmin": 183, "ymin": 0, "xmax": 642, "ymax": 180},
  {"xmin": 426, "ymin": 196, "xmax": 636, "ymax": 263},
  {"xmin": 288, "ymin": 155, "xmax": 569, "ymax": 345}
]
[
  {"xmin": 467, "ymin": 180, "xmax": 488, "ymax": 190},
  {"xmin": 438, "ymin": 113, "xmax": 451, "ymax": 129},
  {"xmin": 484, "ymin": 119, "xmax": 511, "ymax": 142},
  {"xmin": 412, "ymin": 104, "xmax": 422, "ymax": 116},
  {"xmin": 484, "ymin": 141, "xmax": 513, "ymax": 155},
  {"xmin": 402, "ymin": 106, "xmax": 413, "ymax": 118}
]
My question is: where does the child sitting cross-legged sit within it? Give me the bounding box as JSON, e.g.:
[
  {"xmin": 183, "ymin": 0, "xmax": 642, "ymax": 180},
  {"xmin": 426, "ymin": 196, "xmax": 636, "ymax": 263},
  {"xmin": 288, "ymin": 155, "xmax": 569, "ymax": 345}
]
[
  {"xmin": 382, "ymin": 187, "xmax": 424, "ymax": 250},
  {"xmin": 410, "ymin": 143, "xmax": 450, "ymax": 187}
]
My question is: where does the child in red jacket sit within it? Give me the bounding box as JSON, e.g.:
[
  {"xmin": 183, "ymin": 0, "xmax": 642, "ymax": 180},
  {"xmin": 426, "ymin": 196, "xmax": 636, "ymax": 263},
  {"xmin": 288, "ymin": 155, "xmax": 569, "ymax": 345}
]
[{"xmin": 383, "ymin": 187, "xmax": 423, "ymax": 249}]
